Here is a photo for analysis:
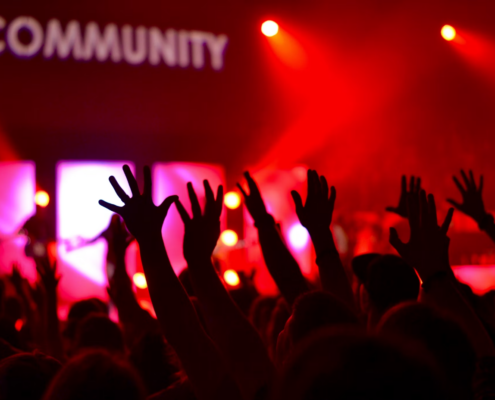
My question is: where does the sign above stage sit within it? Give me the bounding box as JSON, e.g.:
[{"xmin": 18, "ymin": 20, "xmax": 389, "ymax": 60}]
[{"xmin": 0, "ymin": 15, "xmax": 229, "ymax": 70}]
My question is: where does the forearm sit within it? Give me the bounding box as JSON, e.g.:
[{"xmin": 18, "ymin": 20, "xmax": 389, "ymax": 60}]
[
  {"xmin": 256, "ymin": 216, "xmax": 308, "ymax": 305},
  {"xmin": 309, "ymin": 227, "xmax": 355, "ymax": 310},
  {"xmin": 187, "ymin": 255, "xmax": 275, "ymax": 400},
  {"xmin": 479, "ymin": 214, "xmax": 495, "ymax": 244},
  {"xmin": 138, "ymin": 236, "xmax": 239, "ymax": 400}
]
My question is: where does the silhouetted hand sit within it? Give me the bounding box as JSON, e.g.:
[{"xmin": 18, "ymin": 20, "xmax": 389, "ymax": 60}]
[
  {"xmin": 389, "ymin": 190, "xmax": 454, "ymax": 280},
  {"xmin": 447, "ymin": 170, "xmax": 487, "ymax": 223},
  {"xmin": 9, "ymin": 263, "xmax": 24, "ymax": 294},
  {"xmin": 36, "ymin": 257, "xmax": 60, "ymax": 293},
  {"xmin": 386, "ymin": 175, "xmax": 421, "ymax": 218},
  {"xmin": 175, "ymin": 181, "xmax": 224, "ymax": 262},
  {"xmin": 237, "ymin": 172, "xmax": 269, "ymax": 223},
  {"xmin": 291, "ymin": 169, "xmax": 336, "ymax": 233},
  {"xmin": 99, "ymin": 165, "xmax": 177, "ymax": 241}
]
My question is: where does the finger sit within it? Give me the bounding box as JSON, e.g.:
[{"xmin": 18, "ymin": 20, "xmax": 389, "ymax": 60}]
[
  {"xmin": 175, "ymin": 199, "xmax": 191, "ymax": 223},
  {"xmin": 244, "ymin": 171, "xmax": 261, "ymax": 197},
  {"xmin": 409, "ymin": 176, "xmax": 415, "ymax": 193},
  {"xmin": 440, "ymin": 208, "xmax": 454, "ymax": 236},
  {"xmin": 479, "ymin": 175, "xmax": 484, "ymax": 194},
  {"xmin": 215, "ymin": 185, "xmax": 224, "ymax": 217},
  {"xmin": 236, "ymin": 183, "xmax": 248, "ymax": 198},
  {"xmin": 123, "ymin": 164, "xmax": 140, "ymax": 197},
  {"xmin": 312, "ymin": 170, "xmax": 322, "ymax": 196},
  {"xmin": 446, "ymin": 198, "xmax": 462, "ymax": 209},
  {"xmin": 389, "ymin": 227, "xmax": 406, "ymax": 256},
  {"xmin": 401, "ymin": 175, "xmax": 407, "ymax": 194},
  {"xmin": 143, "ymin": 166, "xmax": 152, "ymax": 197},
  {"xmin": 109, "ymin": 176, "xmax": 130, "ymax": 204},
  {"xmin": 415, "ymin": 177, "xmax": 421, "ymax": 194},
  {"xmin": 460, "ymin": 170, "xmax": 471, "ymax": 190},
  {"xmin": 419, "ymin": 190, "xmax": 429, "ymax": 227},
  {"xmin": 407, "ymin": 191, "xmax": 420, "ymax": 233},
  {"xmin": 291, "ymin": 190, "xmax": 304, "ymax": 218},
  {"xmin": 320, "ymin": 176, "xmax": 329, "ymax": 199},
  {"xmin": 159, "ymin": 195, "xmax": 178, "ymax": 217},
  {"xmin": 385, "ymin": 206, "xmax": 399, "ymax": 213},
  {"xmin": 187, "ymin": 182, "xmax": 202, "ymax": 218},
  {"xmin": 453, "ymin": 176, "xmax": 466, "ymax": 195},
  {"xmin": 203, "ymin": 180, "xmax": 215, "ymax": 204},
  {"xmin": 427, "ymin": 193, "xmax": 438, "ymax": 227},
  {"xmin": 329, "ymin": 186, "xmax": 337, "ymax": 209},
  {"xmin": 306, "ymin": 169, "xmax": 314, "ymax": 199},
  {"xmin": 99, "ymin": 200, "xmax": 123, "ymax": 214},
  {"xmin": 469, "ymin": 170, "xmax": 475, "ymax": 188}
]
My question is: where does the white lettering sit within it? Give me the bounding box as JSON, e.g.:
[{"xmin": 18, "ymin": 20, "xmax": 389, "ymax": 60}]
[
  {"xmin": 190, "ymin": 31, "xmax": 208, "ymax": 69},
  {"xmin": 148, "ymin": 28, "xmax": 176, "ymax": 66},
  {"xmin": 82, "ymin": 22, "xmax": 122, "ymax": 62},
  {"xmin": 205, "ymin": 33, "xmax": 228, "ymax": 70},
  {"xmin": 122, "ymin": 25, "xmax": 146, "ymax": 65},
  {"xmin": 0, "ymin": 17, "xmax": 5, "ymax": 53},
  {"xmin": 178, "ymin": 30, "xmax": 189, "ymax": 67},
  {"xmin": 43, "ymin": 19, "xmax": 84, "ymax": 59},
  {"xmin": 7, "ymin": 16, "xmax": 44, "ymax": 58}
]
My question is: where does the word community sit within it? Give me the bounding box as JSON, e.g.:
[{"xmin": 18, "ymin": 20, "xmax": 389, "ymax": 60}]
[{"xmin": 0, "ymin": 15, "xmax": 229, "ymax": 70}]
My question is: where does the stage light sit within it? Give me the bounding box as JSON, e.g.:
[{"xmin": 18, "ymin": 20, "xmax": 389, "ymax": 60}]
[
  {"xmin": 35, "ymin": 190, "xmax": 50, "ymax": 207},
  {"xmin": 133, "ymin": 272, "xmax": 148, "ymax": 289},
  {"xmin": 441, "ymin": 25, "xmax": 456, "ymax": 41},
  {"xmin": 262, "ymin": 21, "xmax": 279, "ymax": 37},
  {"xmin": 224, "ymin": 191, "xmax": 241, "ymax": 209},
  {"xmin": 224, "ymin": 269, "xmax": 240, "ymax": 287},
  {"xmin": 15, "ymin": 319, "xmax": 23, "ymax": 331},
  {"xmin": 288, "ymin": 223, "xmax": 309, "ymax": 249},
  {"xmin": 220, "ymin": 229, "xmax": 238, "ymax": 246}
]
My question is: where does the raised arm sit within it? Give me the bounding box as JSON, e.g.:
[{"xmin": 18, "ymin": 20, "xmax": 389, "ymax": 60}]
[
  {"xmin": 175, "ymin": 180, "xmax": 275, "ymax": 400},
  {"xmin": 291, "ymin": 169, "xmax": 355, "ymax": 311},
  {"xmin": 389, "ymin": 189, "xmax": 495, "ymax": 358},
  {"xmin": 447, "ymin": 169, "xmax": 495, "ymax": 243},
  {"xmin": 237, "ymin": 172, "xmax": 308, "ymax": 305},
  {"xmin": 99, "ymin": 165, "xmax": 241, "ymax": 400},
  {"xmin": 385, "ymin": 175, "xmax": 421, "ymax": 218}
]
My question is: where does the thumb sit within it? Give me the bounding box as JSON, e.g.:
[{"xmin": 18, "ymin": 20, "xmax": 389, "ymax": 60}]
[
  {"xmin": 446, "ymin": 199, "xmax": 462, "ymax": 210},
  {"xmin": 291, "ymin": 190, "xmax": 304, "ymax": 217},
  {"xmin": 385, "ymin": 206, "xmax": 398, "ymax": 213},
  {"xmin": 159, "ymin": 195, "xmax": 178, "ymax": 216},
  {"xmin": 389, "ymin": 227, "xmax": 406, "ymax": 256}
]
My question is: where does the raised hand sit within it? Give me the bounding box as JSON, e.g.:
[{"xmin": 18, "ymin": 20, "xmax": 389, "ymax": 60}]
[
  {"xmin": 447, "ymin": 170, "xmax": 487, "ymax": 224},
  {"xmin": 99, "ymin": 165, "xmax": 177, "ymax": 241},
  {"xmin": 36, "ymin": 257, "xmax": 60, "ymax": 293},
  {"xmin": 9, "ymin": 263, "xmax": 25, "ymax": 294},
  {"xmin": 237, "ymin": 172, "xmax": 270, "ymax": 224},
  {"xmin": 389, "ymin": 190, "xmax": 454, "ymax": 281},
  {"xmin": 175, "ymin": 181, "xmax": 223, "ymax": 262},
  {"xmin": 291, "ymin": 169, "xmax": 336, "ymax": 233},
  {"xmin": 386, "ymin": 175, "xmax": 421, "ymax": 218}
]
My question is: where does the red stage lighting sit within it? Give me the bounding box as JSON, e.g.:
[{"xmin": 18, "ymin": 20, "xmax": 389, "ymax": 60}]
[
  {"xmin": 441, "ymin": 25, "xmax": 456, "ymax": 41},
  {"xmin": 262, "ymin": 21, "xmax": 279, "ymax": 37}
]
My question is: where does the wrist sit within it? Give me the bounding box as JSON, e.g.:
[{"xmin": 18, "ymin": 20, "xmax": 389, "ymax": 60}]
[
  {"xmin": 254, "ymin": 213, "xmax": 275, "ymax": 229},
  {"xmin": 478, "ymin": 213, "xmax": 494, "ymax": 231},
  {"xmin": 308, "ymin": 228, "xmax": 336, "ymax": 255}
]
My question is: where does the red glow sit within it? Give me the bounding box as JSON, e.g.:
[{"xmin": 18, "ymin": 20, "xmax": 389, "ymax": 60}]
[
  {"xmin": 15, "ymin": 319, "xmax": 23, "ymax": 331},
  {"xmin": 453, "ymin": 265, "xmax": 495, "ymax": 295}
]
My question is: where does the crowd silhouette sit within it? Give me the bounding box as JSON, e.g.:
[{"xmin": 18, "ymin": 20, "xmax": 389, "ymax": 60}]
[{"xmin": 0, "ymin": 166, "xmax": 494, "ymax": 400}]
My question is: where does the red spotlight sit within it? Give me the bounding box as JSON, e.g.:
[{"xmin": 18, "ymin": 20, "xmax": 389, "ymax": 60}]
[
  {"xmin": 441, "ymin": 25, "xmax": 456, "ymax": 41},
  {"xmin": 262, "ymin": 20, "xmax": 279, "ymax": 37}
]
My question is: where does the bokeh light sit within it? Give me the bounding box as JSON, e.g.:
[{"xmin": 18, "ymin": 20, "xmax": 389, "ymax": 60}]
[
  {"xmin": 441, "ymin": 25, "xmax": 456, "ymax": 41},
  {"xmin": 288, "ymin": 223, "xmax": 309, "ymax": 249},
  {"xmin": 224, "ymin": 269, "xmax": 240, "ymax": 287},
  {"xmin": 133, "ymin": 272, "xmax": 148, "ymax": 289},
  {"xmin": 224, "ymin": 191, "xmax": 241, "ymax": 209},
  {"xmin": 261, "ymin": 20, "xmax": 279, "ymax": 37},
  {"xmin": 220, "ymin": 229, "xmax": 238, "ymax": 246},
  {"xmin": 35, "ymin": 190, "xmax": 50, "ymax": 207}
]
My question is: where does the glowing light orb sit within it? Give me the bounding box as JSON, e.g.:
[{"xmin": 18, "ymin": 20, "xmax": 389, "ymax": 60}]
[
  {"xmin": 15, "ymin": 319, "xmax": 23, "ymax": 331},
  {"xmin": 441, "ymin": 25, "xmax": 456, "ymax": 41},
  {"xmin": 288, "ymin": 223, "xmax": 309, "ymax": 250},
  {"xmin": 224, "ymin": 269, "xmax": 240, "ymax": 287},
  {"xmin": 224, "ymin": 191, "xmax": 241, "ymax": 209},
  {"xmin": 35, "ymin": 190, "xmax": 50, "ymax": 207},
  {"xmin": 261, "ymin": 20, "xmax": 279, "ymax": 37},
  {"xmin": 133, "ymin": 272, "xmax": 148, "ymax": 289},
  {"xmin": 220, "ymin": 230, "xmax": 238, "ymax": 246}
]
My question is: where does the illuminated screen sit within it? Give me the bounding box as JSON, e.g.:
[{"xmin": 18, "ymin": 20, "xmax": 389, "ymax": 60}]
[
  {"xmin": 152, "ymin": 162, "xmax": 225, "ymax": 274},
  {"xmin": 57, "ymin": 161, "xmax": 136, "ymax": 301},
  {"xmin": 0, "ymin": 162, "xmax": 36, "ymax": 280}
]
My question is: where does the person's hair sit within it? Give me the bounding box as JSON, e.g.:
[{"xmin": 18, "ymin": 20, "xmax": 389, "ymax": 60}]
[
  {"xmin": 378, "ymin": 302, "xmax": 476, "ymax": 399},
  {"xmin": 274, "ymin": 327, "xmax": 447, "ymax": 400},
  {"xmin": 364, "ymin": 255, "xmax": 420, "ymax": 313},
  {"xmin": 63, "ymin": 298, "xmax": 108, "ymax": 340},
  {"xmin": 74, "ymin": 313, "xmax": 125, "ymax": 354},
  {"xmin": 0, "ymin": 352, "xmax": 61, "ymax": 400},
  {"xmin": 43, "ymin": 349, "xmax": 145, "ymax": 400},
  {"xmin": 290, "ymin": 291, "xmax": 359, "ymax": 344}
]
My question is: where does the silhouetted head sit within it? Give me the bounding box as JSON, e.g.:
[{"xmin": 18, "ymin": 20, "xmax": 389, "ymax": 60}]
[
  {"xmin": 43, "ymin": 350, "xmax": 145, "ymax": 400},
  {"xmin": 74, "ymin": 313, "xmax": 125, "ymax": 355},
  {"xmin": 0, "ymin": 352, "xmax": 61, "ymax": 400},
  {"xmin": 378, "ymin": 302, "xmax": 476, "ymax": 399},
  {"xmin": 276, "ymin": 291, "xmax": 359, "ymax": 366},
  {"xmin": 63, "ymin": 298, "xmax": 108, "ymax": 340},
  {"xmin": 354, "ymin": 255, "xmax": 419, "ymax": 324},
  {"xmin": 274, "ymin": 327, "xmax": 447, "ymax": 400}
]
